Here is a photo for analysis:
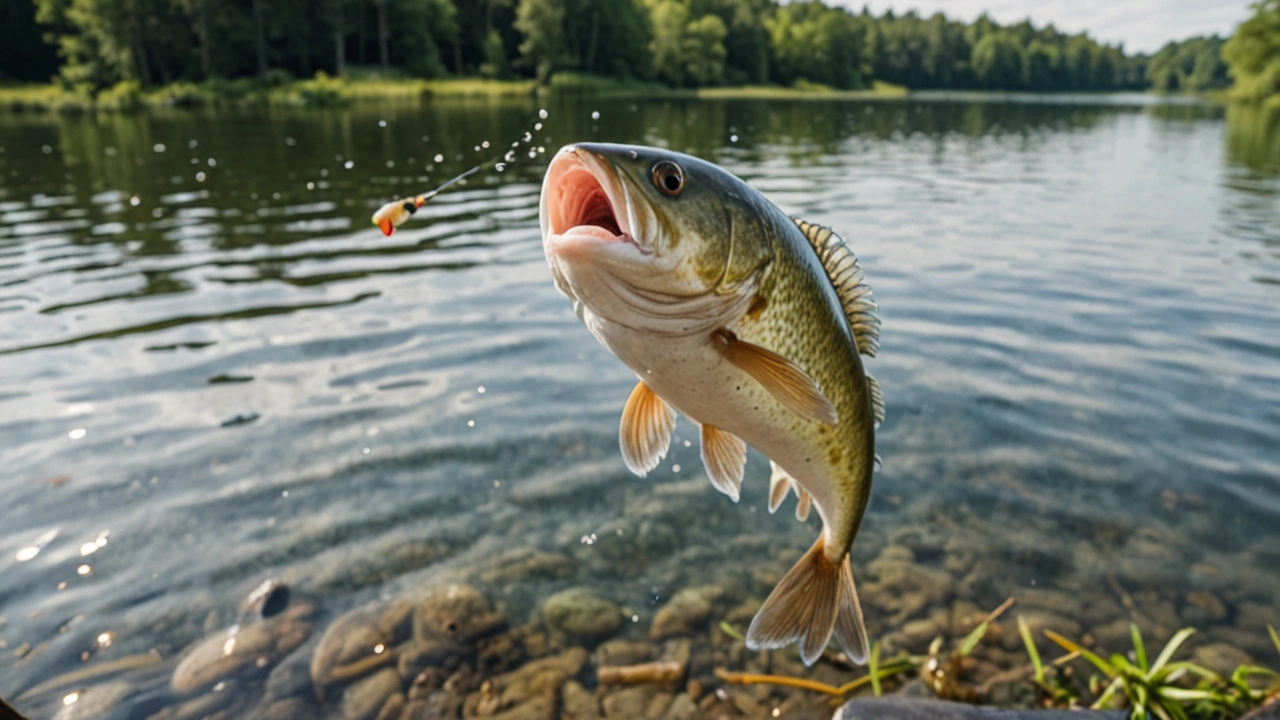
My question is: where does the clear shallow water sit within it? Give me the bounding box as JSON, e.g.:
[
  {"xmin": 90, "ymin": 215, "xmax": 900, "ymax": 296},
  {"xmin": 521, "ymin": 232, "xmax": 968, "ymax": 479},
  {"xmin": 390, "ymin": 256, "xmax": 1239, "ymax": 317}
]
[{"xmin": 1, "ymin": 95, "xmax": 1279, "ymax": 716}]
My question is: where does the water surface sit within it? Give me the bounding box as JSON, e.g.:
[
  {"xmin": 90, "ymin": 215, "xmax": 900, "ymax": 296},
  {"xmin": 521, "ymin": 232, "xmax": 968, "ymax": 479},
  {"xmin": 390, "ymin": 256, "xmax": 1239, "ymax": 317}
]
[{"xmin": 2, "ymin": 94, "xmax": 1279, "ymax": 716}]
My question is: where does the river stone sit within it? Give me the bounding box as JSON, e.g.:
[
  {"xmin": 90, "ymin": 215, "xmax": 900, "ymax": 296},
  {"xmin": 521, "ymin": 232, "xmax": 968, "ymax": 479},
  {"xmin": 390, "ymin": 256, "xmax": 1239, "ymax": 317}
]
[
  {"xmin": 414, "ymin": 584, "xmax": 505, "ymax": 643},
  {"xmin": 562, "ymin": 679, "xmax": 602, "ymax": 719},
  {"xmin": 311, "ymin": 600, "xmax": 412, "ymax": 695},
  {"xmin": 833, "ymin": 697, "xmax": 1128, "ymax": 719},
  {"xmin": 648, "ymin": 586, "xmax": 723, "ymax": 640},
  {"xmin": 170, "ymin": 604, "xmax": 312, "ymax": 696},
  {"xmin": 53, "ymin": 681, "xmax": 132, "ymax": 720},
  {"xmin": 542, "ymin": 588, "xmax": 622, "ymax": 640},
  {"xmin": 398, "ymin": 638, "xmax": 470, "ymax": 681},
  {"xmin": 264, "ymin": 637, "xmax": 318, "ymax": 701},
  {"xmin": 1192, "ymin": 642, "xmax": 1253, "ymax": 677},
  {"xmin": 342, "ymin": 668, "xmax": 402, "ymax": 720}
]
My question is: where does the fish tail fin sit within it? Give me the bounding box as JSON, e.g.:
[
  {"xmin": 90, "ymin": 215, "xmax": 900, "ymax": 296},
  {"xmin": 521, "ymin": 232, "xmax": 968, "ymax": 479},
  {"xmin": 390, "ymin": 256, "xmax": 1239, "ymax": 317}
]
[{"xmin": 746, "ymin": 536, "xmax": 869, "ymax": 666}]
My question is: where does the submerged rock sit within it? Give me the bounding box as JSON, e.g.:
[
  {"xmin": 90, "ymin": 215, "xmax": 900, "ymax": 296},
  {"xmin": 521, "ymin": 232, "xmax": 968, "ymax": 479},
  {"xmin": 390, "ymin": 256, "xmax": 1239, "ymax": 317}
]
[
  {"xmin": 648, "ymin": 586, "xmax": 723, "ymax": 641},
  {"xmin": 834, "ymin": 697, "xmax": 1127, "ymax": 719},
  {"xmin": 311, "ymin": 600, "xmax": 412, "ymax": 695},
  {"xmin": 52, "ymin": 681, "xmax": 132, "ymax": 720},
  {"xmin": 542, "ymin": 588, "xmax": 622, "ymax": 641},
  {"xmin": 170, "ymin": 603, "xmax": 312, "ymax": 696},
  {"xmin": 341, "ymin": 667, "xmax": 402, "ymax": 720},
  {"xmin": 413, "ymin": 584, "xmax": 505, "ymax": 644}
]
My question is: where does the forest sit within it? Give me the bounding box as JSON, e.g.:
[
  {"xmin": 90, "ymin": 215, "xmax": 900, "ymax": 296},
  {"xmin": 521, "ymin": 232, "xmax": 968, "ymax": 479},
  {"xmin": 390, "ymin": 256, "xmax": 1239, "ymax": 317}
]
[{"xmin": 0, "ymin": 0, "xmax": 1272, "ymax": 99}]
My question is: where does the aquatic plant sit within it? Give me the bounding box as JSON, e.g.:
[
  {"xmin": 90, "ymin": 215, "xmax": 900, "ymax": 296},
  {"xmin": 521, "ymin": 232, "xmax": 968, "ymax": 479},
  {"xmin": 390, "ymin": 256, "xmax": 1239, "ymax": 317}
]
[{"xmin": 1043, "ymin": 623, "xmax": 1280, "ymax": 720}]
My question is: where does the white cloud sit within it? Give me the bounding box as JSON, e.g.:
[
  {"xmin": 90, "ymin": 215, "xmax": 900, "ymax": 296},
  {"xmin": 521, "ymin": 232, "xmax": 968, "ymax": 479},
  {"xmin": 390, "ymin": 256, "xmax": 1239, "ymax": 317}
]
[{"xmin": 842, "ymin": 0, "xmax": 1250, "ymax": 53}]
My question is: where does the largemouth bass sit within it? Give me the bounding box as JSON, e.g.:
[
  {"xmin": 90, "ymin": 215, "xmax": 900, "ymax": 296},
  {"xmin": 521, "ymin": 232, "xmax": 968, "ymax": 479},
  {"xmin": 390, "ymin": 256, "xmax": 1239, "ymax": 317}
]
[{"xmin": 539, "ymin": 143, "xmax": 883, "ymax": 666}]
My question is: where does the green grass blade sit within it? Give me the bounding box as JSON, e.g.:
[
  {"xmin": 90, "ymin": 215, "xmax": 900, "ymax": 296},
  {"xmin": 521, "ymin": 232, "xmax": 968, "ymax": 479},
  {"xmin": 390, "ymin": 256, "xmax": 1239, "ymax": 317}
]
[
  {"xmin": 1131, "ymin": 622, "xmax": 1149, "ymax": 673},
  {"xmin": 869, "ymin": 641, "xmax": 882, "ymax": 697},
  {"xmin": 1270, "ymin": 625, "xmax": 1280, "ymax": 656},
  {"xmin": 1094, "ymin": 676, "xmax": 1125, "ymax": 710},
  {"xmin": 1019, "ymin": 616, "xmax": 1045, "ymax": 682},
  {"xmin": 718, "ymin": 621, "xmax": 744, "ymax": 642},
  {"xmin": 1150, "ymin": 628, "xmax": 1196, "ymax": 674},
  {"xmin": 959, "ymin": 620, "xmax": 989, "ymax": 657},
  {"xmin": 1046, "ymin": 630, "xmax": 1118, "ymax": 678}
]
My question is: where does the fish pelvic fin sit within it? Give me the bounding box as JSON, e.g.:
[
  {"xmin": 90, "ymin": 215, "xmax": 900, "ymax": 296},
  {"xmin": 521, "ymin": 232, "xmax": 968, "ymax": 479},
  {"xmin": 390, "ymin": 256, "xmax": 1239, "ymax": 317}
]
[
  {"xmin": 711, "ymin": 329, "xmax": 837, "ymax": 426},
  {"xmin": 701, "ymin": 424, "xmax": 746, "ymax": 502},
  {"xmin": 619, "ymin": 380, "xmax": 676, "ymax": 476},
  {"xmin": 746, "ymin": 536, "xmax": 869, "ymax": 666},
  {"xmin": 795, "ymin": 486, "xmax": 812, "ymax": 521},
  {"xmin": 378, "ymin": 219, "xmax": 395, "ymax": 236}
]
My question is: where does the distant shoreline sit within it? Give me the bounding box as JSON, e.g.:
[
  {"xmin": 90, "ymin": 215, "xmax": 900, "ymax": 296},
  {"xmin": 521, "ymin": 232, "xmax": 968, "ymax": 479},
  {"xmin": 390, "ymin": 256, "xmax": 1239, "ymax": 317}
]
[{"xmin": 0, "ymin": 75, "xmax": 1244, "ymax": 114}]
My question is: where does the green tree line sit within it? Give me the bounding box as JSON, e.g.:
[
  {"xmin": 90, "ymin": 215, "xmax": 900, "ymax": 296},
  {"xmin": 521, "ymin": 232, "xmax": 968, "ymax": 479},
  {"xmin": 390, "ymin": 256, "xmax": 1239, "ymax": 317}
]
[{"xmin": 0, "ymin": 0, "xmax": 1259, "ymax": 97}]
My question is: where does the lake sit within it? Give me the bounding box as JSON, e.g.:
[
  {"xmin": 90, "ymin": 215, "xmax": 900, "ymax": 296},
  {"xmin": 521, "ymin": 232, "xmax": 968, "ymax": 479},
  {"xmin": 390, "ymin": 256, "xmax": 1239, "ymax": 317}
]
[{"xmin": 2, "ymin": 93, "xmax": 1278, "ymax": 719}]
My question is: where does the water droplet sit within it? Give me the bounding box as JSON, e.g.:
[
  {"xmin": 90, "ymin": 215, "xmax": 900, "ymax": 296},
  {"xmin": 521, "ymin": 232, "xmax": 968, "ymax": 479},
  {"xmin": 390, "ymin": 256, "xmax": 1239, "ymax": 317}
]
[
  {"xmin": 69, "ymin": 428, "xmax": 87, "ymax": 440},
  {"xmin": 153, "ymin": 143, "xmax": 166, "ymax": 153},
  {"xmin": 282, "ymin": 490, "xmax": 289, "ymax": 498},
  {"xmin": 473, "ymin": 145, "xmax": 480, "ymax": 152},
  {"xmin": 188, "ymin": 139, "xmax": 198, "ymax": 149},
  {"xmin": 306, "ymin": 182, "xmax": 315, "ymax": 190},
  {"xmin": 504, "ymin": 151, "xmax": 515, "ymax": 162},
  {"xmin": 42, "ymin": 145, "xmax": 53, "ymax": 154},
  {"xmin": 481, "ymin": 140, "xmax": 490, "ymax": 149},
  {"xmin": 538, "ymin": 109, "xmax": 548, "ymax": 119},
  {"xmin": 467, "ymin": 420, "xmax": 475, "ymax": 427},
  {"xmin": 285, "ymin": 137, "xmax": 296, "ymax": 146},
  {"xmin": 385, "ymin": 160, "xmax": 394, "ymax": 168},
  {"xmin": 378, "ymin": 120, "xmax": 387, "ymax": 127},
  {"xmin": 631, "ymin": 615, "xmax": 639, "ymax": 622},
  {"xmin": 15, "ymin": 547, "xmax": 39, "ymax": 562},
  {"xmin": 63, "ymin": 693, "xmax": 79, "ymax": 706},
  {"xmin": 494, "ymin": 163, "xmax": 505, "ymax": 172},
  {"xmin": 362, "ymin": 447, "xmax": 370, "ymax": 454},
  {"xmin": 434, "ymin": 154, "xmax": 444, "ymax": 163},
  {"xmin": 97, "ymin": 632, "xmax": 113, "ymax": 647},
  {"xmin": 528, "ymin": 150, "xmax": 537, "ymax": 159},
  {"xmin": 76, "ymin": 564, "xmax": 92, "ymax": 576},
  {"xmin": 534, "ymin": 123, "xmax": 542, "ymax": 131},
  {"xmin": 522, "ymin": 132, "xmax": 532, "ymax": 142},
  {"xmin": 195, "ymin": 172, "xmax": 206, "ymax": 182},
  {"xmin": 591, "ymin": 111, "xmax": 600, "ymax": 120},
  {"xmin": 129, "ymin": 196, "xmax": 141, "ymax": 207},
  {"xmin": 683, "ymin": 440, "xmax": 691, "ymax": 447},
  {"xmin": 80, "ymin": 542, "xmax": 97, "ymax": 556},
  {"xmin": 477, "ymin": 386, "xmax": 486, "ymax": 394},
  {"xmin": 344, "ymin": 161, "xmax": 354, "ymax": 169},
  {"xmin": 672, "ymin": 464, "xmax": 681, "ymax": 473},
  {"xmin": 207, "ymin": 158, "xmax": 216, "ymax": 167},
  {"xmin": 730, "ymin": 134, "xmax": 739, "ymax": 143},
  {"xmin": 374, "ymin": 643, "xmax": 385, "ymax": 654}
]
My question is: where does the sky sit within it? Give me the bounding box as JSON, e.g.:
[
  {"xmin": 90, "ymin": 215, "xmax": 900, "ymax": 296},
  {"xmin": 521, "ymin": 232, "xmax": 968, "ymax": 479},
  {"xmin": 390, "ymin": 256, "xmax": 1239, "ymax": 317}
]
[{"xmin": 850, "ymin": 0, "xmax": 1250, "ymax": 53}]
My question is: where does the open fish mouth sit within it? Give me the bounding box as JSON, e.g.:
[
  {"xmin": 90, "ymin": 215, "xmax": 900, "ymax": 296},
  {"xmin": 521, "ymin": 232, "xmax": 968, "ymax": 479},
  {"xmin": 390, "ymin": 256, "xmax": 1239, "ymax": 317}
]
[{"xmin": 541, "ymin": 146, "xmax": 643, "ymax": 252}]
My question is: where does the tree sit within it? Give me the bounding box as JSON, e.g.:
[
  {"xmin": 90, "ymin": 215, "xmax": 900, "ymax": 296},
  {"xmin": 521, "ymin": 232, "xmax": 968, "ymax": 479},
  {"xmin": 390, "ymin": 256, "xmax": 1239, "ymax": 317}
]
[
  {"xmin": 683, "ymin": 13, "xmax": 726, "ymax": 85},
  {"xmin": 515, "ymin": 0, "xmax": 569, "ymax": 81},
  {"xmin": 1223, "ymin": 0, "xmax": 1280, "ymax": 102},
  {"xmin": 971, "ymin": 32, "xmax": 1023, "ymax": 88}
]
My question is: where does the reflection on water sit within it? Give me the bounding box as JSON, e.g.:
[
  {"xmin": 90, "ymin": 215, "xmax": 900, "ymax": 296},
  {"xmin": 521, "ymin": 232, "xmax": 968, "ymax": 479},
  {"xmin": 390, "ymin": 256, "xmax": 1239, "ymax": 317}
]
[{"xmin": 1, "ymin": 94, "xmax": 1278, "ymax": 718}]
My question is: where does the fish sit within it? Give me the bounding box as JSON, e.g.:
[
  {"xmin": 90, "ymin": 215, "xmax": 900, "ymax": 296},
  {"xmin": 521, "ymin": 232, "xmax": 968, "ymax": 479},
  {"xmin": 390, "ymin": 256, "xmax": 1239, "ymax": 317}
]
[
  {"xmin": 372, "ymin": 196, "xmax": 425, "ymax": 236},
  {"xmin": 538, "ymin": 142, "xmax": 883, "ymax": 666}
]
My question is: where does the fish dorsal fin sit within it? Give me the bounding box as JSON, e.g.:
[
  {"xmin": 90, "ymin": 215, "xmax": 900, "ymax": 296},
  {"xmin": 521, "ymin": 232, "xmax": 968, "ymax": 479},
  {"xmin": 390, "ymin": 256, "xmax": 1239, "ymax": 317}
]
[
  {"xmin": 792, "ymin": 218, "xmax": 881, "ymax": 358},
  {"xmin": 867, "ymin": 374, "xmax": 884, "ymax": 429},
  {"xmin": 701, "ymin": 424, "xmax": 747, "ymax": 502},
  {"xmin": 619, "ymin": 381, "xmax": 676, "ymax": 476}
]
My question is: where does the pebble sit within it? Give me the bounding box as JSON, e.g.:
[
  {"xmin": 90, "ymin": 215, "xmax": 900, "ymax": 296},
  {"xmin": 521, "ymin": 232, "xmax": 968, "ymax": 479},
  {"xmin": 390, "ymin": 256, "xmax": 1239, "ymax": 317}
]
[
  {"xmin": 341, "ymin": 667, "xmax": 401, "ymax": 720},
  {"xmin": 311, "ymin": 600, "xmax": 411, "ymax": 695},
  {"xmin": 542, "ymin": 587, "xmax": 622, "ymax": 640},
  {"xmin": 413, "ymin": 584, "xmax": 506, "ymax": 643},
  {"xmin": 648, "ymin": 586, "xmax": 723, "ymax": 640}
]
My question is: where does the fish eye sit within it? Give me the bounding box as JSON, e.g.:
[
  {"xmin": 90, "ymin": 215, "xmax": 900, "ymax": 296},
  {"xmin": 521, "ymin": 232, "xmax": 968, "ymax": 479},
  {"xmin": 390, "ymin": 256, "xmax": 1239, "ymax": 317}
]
[{"xmin": 651, "ymin": 161, "xmax": 684, "ymax": 197}]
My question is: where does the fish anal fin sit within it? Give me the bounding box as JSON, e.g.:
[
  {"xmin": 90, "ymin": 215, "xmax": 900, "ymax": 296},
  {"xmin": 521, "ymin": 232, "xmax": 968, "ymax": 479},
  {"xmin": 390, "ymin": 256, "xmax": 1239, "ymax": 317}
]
[
  {"xmin": 867, "ymin": 374, "xmax": 884, "ymax": 429},
  {"xmin": 746, "ymin": 537, "xmax": 868, "ymax": 666},
  {"xmin": 619, "ymin": 381, "xmax": 676, "ymax": 477},
  {"xmin": 701, "ymin": 424, "xmax": 746, "ymax": 502},
  {"xmin": 795, "ymin": 486, "xmax": 812, "ymax": 522},
  {"xmin": 768, "ymin": 461, "xmax": 791, "ymax": 514},
  {"xmin": 711, "ymin": 329, "xmax": 837, "ymax": 426},
  {"xmin": 792, "ymin": 217, "xmax": 881, "ymax": 359}
]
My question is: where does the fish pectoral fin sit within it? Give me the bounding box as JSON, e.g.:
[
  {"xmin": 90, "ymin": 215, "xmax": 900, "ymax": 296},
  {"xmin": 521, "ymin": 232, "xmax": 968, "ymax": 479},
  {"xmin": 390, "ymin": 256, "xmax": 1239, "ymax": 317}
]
[
  {"xmin": 794, "ymin": 486, "xmax": 813, "ymax": 521},
  {"xmin": 711, "ymin": 329, "xmax": 838, "ymax": 426},
  {"xmin": 619, "ymin": 380, "xmax": 677, "ymax": 477},
  {"xmin": 701, "ymin": 424, "xmax": 747, "ymax": 502},
  {"xmin": 768, "ymin": 461, "xmax": 792, "ymax": 514},
  {"xmin": 746, "ymin": 536, "xmax": 869, "ymax": 666},
  {"xmin": 378, "ymin": 219, "xmax": 395, "ymax": 236}
]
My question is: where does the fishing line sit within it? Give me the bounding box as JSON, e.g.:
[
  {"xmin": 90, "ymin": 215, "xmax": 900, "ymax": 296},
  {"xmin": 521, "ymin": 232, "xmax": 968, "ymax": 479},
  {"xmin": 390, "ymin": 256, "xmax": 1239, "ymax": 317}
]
[{"xmin": 371, "ymin": 109, "xmax": 551, "ymax": 236}]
